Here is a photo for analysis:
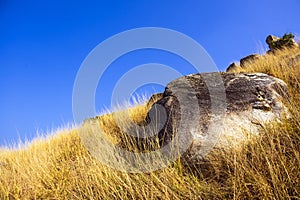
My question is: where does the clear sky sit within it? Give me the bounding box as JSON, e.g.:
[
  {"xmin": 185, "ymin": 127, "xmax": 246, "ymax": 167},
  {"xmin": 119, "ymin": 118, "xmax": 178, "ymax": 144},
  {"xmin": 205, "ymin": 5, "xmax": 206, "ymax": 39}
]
[{"xmin": 1, "ymin": 0, "xmax": 300, "ymax": 146}]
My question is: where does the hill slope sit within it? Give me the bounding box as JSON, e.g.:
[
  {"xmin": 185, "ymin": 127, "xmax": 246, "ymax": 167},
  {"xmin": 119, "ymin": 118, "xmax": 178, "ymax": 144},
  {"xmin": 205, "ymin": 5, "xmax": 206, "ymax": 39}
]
[{"xmin": 1, "ymin": 47, "xmax": 300, "ymax": 199}]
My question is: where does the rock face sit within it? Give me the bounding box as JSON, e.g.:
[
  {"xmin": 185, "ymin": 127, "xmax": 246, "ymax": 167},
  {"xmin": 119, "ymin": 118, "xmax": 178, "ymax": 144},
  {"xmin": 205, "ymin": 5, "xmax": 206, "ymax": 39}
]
[
  {"xmin": 145, "ymin": 73, "xmax": 289, "ymax": 161},
  {"xmin": 240, "ymin": 54, "xmax": 261, "ymax": 67},
  {"xmin": 266, "ymin": 33, "xmax": 298, "ymax": 51},
  {"xmin": 226, "ymin": 62, "xmax": 240, "ymax": 72},
  {"xmin": 146, "ymin": 93, "xmax": 163, "ymax": 108},
  {"xmin": 226, "ymin": 54, "xmax": 261, "ymax": 72},
  {"xmin": 226, "ymin": 33, "xmax": 299, "ymax": 72},
  {"xmin": 266, "ymin": 35, "xmax": 280, "ymax": 48}
]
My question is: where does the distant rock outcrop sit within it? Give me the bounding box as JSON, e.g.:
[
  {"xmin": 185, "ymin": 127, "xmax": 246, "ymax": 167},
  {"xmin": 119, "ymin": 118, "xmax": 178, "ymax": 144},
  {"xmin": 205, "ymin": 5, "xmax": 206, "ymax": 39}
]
[
  {"xmin": 145, "ymin": 73, "xmax": 289, "ymax": 161},
  {"xmin": 240, "ymin": 54, "xmax": 261, "ymax": 67},
  {"xmin": 226, "ymin": 54, "xmax": 261, "ymax": 72},
  {"xmin": 226, "ymin": 33, "xmax": 299, "ymax": 72},
  {"xmin": 266, "ymin": 33, "xmax": 298, "ymax": 51}
]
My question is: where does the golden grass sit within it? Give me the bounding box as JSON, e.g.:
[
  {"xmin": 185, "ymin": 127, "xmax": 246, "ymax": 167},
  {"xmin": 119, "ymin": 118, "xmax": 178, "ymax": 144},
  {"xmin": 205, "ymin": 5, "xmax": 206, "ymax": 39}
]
[{"xmin": 1, "ymin": 47, "xmax": 300, "ymax": 199}]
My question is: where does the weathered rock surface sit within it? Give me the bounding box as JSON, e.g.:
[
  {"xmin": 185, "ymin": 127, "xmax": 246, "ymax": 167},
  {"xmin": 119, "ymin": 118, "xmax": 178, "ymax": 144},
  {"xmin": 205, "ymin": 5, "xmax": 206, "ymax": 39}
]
[
  {"xmin": 146, "ymin": 93, "xmax": 163, "ymax": 108},
  {"xmin": 145, "ymin": 72, "xmax": 289, "ymax": 161},
  {"xmin": 240, "ymin": 54, "xmax": 261, "ymax": 67},
  {"xmin": 226, "ymin": 54, "xmax": 261, "ymax": 72},
  {"xmin": 226, "ymin": 62, "xmax": 240, "ymax": 72},
  {"xmin": 226, "ymin": 33, "xmax": 299, "ymax": 72},
  {"xmin": 266, "ymin": 34, "xmax": 298, "ymax": 51},
  {"xmin": 266, "ymin": 35, "xmax": 281, "ymax": 48}
]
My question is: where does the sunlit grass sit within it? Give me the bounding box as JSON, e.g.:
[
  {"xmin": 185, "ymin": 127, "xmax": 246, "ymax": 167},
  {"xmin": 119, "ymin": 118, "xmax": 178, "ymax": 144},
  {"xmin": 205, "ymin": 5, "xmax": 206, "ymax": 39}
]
[{"xmin": 0, "ymin": 46, "xmax": 300, "ymax": 199}]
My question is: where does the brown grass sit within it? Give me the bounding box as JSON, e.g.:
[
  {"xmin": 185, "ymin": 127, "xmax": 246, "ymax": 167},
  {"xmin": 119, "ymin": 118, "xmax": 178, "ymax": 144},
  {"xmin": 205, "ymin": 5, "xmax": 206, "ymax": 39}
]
[{"xmin": 0, "ymin": 46, "xmax": 300, "ymax": 199}]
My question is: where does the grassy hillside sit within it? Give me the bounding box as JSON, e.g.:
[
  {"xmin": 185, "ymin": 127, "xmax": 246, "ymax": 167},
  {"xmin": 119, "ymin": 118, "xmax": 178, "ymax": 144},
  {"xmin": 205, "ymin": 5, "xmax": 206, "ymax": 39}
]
[{"xmin": 1, "ymin": 46, "xmax": 300, "ymax": 199}]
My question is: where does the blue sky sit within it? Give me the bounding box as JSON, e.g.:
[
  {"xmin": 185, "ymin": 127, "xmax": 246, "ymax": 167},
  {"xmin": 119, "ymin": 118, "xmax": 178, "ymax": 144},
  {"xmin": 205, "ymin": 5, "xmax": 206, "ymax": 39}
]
[{"xmin": 1, "ymin": 0, "xmax": 300, "ymax": 146}]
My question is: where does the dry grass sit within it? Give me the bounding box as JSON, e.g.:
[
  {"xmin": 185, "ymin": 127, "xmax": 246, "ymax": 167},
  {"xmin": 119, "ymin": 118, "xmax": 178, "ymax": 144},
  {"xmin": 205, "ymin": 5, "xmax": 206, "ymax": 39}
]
[{"xmin": 1, "ymin": 46, "xmax": 300, "ymax": 199}]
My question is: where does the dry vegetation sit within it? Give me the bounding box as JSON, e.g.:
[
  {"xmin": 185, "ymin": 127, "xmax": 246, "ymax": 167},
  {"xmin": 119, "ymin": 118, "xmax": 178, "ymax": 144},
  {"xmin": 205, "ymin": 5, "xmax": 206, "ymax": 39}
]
[{"xmin": 1, "ymin": 46, "xmax": 300, "ymax": 199}]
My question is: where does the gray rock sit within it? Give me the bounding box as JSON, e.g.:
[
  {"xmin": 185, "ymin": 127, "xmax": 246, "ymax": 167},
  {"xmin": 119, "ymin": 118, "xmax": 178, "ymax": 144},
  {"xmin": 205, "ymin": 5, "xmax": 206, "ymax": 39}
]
[
  {"xmin": 146, "ymin": 93, "xmax": 163, "ymax": 108},
  {"xmin": 266, "ymin": 35, "xmax": 280, "ymax": 48},
  {"xmin": 226, "ymin": 62, "xmax": 240, "ymax": 72},
  {"xmin": 226, "ymin": 54, "xmax": 261, "ymax": 72},
  {"xmin": 145, "ymin": 72, "xmax": 289, "ymax": 161},
  {"xmin": 240, "ymin": 54, "xmax": 261, "ymax": 67},
  {"xmin": 266, "ymin": 34, "xmax": 298, "ymax": 51}
]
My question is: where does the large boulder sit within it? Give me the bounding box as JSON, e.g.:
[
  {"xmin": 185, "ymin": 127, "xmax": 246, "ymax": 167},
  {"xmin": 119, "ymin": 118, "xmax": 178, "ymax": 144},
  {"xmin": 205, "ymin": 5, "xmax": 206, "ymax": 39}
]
[{"xmin": 145, "ymin": 72, "xmax": 289, "ymax": 161}]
